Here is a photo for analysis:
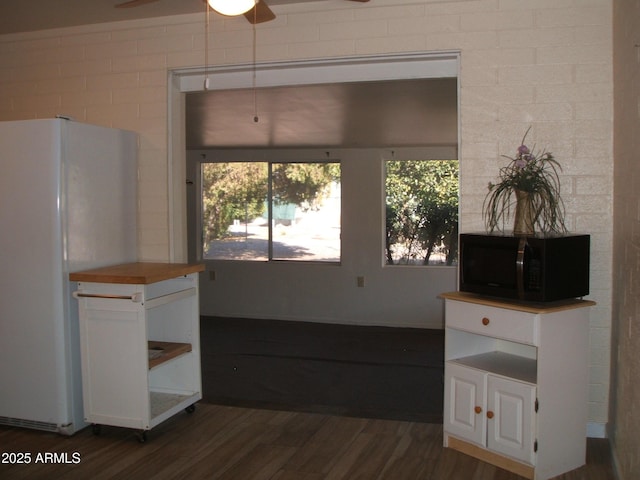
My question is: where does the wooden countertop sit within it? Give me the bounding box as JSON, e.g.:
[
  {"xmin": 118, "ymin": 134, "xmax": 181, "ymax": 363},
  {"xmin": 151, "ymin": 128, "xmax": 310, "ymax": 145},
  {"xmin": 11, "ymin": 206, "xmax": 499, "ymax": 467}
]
[
  {"xmin": 439, "ymin": 291, "xmax": 596, "ymax": 314},
  {"xmin": 69, "ymin": 262, "xmax": 205, "ymax": 284}
]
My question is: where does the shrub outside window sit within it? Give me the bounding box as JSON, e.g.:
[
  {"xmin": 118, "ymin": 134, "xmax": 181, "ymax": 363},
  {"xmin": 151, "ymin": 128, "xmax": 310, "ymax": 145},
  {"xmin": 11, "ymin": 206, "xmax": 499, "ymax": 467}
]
[{"xmin": 385, "ymin": 159, "xmax": 459, "ymax": 266}]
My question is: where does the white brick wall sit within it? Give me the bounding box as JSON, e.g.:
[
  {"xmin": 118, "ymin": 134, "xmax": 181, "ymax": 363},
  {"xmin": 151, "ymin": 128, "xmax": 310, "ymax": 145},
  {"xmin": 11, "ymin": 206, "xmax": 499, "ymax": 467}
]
[{"xmin": 0, "ymin": 0, "xmax": 614, "ymax": 430}]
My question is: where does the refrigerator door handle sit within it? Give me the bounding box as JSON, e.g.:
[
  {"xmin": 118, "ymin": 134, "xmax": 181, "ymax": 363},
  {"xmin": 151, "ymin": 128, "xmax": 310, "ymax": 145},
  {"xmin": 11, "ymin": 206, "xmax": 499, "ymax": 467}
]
[{"xmin": 73, "ymin": 291, "xmax": 143, "ymax": 303}]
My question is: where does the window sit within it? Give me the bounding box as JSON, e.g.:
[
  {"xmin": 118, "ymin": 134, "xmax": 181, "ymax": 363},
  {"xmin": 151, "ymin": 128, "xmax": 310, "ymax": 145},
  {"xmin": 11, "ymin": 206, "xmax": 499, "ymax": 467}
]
[
  {"xmin": 385, "ymin": 159, "xmax": 459, "ymax": 266},
  {"xmin": 201, "ymin": 161, "xmax": 340, "ymax": 262}
]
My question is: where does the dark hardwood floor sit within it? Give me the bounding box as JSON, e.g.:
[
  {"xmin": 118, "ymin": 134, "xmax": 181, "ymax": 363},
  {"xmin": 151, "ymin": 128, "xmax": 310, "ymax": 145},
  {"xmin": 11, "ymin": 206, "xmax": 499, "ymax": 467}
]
[{"xmin": 0, "ymin": 403, "xmax": 615, "ymax": 480}]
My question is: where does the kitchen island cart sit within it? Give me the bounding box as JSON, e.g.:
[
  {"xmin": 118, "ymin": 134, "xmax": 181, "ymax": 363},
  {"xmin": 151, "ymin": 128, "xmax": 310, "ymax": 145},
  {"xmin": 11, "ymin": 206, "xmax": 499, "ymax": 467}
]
[{"xmin": 70, "ymin": 262, "xmax": 205, "ymax": 441}]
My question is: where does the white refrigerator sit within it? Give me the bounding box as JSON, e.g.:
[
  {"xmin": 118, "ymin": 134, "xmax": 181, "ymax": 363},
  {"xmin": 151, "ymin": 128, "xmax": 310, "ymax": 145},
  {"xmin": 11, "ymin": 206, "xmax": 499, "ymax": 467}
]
[{"xmin": 0, "ymin": 118, "xmax": 137, "ymax": 435}]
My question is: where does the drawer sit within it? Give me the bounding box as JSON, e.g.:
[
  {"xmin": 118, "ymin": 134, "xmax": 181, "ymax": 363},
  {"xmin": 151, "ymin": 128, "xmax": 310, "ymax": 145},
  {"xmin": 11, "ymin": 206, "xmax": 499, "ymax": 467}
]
[{"xmin": 445, "ymin": 300, "xmax": 539, "ymax": 345}]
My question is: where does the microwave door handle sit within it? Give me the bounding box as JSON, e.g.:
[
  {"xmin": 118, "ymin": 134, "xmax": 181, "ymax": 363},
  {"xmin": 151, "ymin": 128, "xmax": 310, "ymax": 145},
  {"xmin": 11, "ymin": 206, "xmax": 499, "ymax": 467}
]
[{"xmin": 516, "ymin": 237, "xmax": 527, "ymax": 300}]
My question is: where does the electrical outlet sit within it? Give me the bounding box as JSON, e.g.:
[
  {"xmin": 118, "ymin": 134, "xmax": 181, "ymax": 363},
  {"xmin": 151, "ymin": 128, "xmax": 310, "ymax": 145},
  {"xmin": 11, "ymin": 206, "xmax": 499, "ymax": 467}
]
[{"xmin": 357, "ymin": 276, "xmax": 365, "ymax": 287}]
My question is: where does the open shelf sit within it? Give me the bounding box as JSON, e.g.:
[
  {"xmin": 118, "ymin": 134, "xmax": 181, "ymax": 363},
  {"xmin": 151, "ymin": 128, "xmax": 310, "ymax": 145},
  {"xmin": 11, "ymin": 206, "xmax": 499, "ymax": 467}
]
[
  {"xmin": 149, "ymin": 391, "xmax": 192, "ymax": 418},
  {"xmin": 148, "ymin": 341, "xmax": 192, "ymax": 369},
  {"xmin": 450, "ymin": 351, "xmax": 537, "ymax": 385}
]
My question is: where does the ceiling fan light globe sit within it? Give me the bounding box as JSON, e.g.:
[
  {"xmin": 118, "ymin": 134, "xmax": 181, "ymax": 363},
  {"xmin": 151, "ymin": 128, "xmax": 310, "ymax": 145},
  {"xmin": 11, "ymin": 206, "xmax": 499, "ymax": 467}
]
[{"xmin": 207, "ymin": 0, "xmax": 257, "ymax": 16}]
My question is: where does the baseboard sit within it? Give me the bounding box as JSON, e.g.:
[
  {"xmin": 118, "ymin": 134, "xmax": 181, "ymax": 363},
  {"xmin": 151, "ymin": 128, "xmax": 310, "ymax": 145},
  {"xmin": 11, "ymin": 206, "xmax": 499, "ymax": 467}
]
[{"xmin": 587, "ymin": 422, "xmax": 607, "ymax": 438}]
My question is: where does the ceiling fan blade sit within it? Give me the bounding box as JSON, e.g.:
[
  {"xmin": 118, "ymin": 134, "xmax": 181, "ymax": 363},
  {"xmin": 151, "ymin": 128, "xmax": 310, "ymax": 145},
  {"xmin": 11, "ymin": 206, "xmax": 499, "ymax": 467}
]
[
  {"xmin": 244, "ymin": 1, "xmax": 276, "ymax": 24},
  {"xmin": 115, "ymin": 0, "xmax": 160, "ymax": 8}
]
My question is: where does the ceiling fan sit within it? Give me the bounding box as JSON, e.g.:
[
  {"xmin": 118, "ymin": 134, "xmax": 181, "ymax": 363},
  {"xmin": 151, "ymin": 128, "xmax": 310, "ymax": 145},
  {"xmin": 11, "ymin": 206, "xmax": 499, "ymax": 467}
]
[{"xmin": 115, "ymin": 0, "xmax": 370, "ymax": 24}]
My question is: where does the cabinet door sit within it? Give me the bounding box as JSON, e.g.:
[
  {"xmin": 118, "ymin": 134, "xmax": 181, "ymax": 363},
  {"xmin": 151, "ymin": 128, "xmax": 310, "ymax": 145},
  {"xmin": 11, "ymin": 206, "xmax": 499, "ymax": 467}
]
[
  {"xmin": 78, "ymin": 298, "xmax": 150, "ymax": 428},
  {"xmin": 486, "ymin": 375, "xmax": 536, "ymax": 465},
  {"xmin": 444, "ymin": 362, "xmax": 486, "ymax": 446}
]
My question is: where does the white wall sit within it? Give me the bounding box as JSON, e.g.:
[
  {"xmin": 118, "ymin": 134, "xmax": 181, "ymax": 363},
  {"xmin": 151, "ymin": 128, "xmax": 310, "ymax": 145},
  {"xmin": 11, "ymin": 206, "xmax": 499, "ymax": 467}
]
[
  {"xmin": 0, "ymin": 0, "xmax": 613, "ymax": 433},
  {"xmin": 188, "ymin": 147, "xmax": 457, "ymax": 329}
]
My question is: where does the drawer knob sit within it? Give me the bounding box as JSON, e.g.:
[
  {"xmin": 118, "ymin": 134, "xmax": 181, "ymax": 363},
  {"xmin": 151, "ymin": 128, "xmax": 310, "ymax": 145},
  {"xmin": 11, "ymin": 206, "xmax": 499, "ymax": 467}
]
[
  {"xmin": 487, "ymin": 411, "xmax": 494, "ymax": 419},
  {"xmin": 474, "ymin": 406, "xmax": 482, "ymax": 414},
  {"xmin": 482, "ymin": 317, "xmax": 490, "ymax": 326}
]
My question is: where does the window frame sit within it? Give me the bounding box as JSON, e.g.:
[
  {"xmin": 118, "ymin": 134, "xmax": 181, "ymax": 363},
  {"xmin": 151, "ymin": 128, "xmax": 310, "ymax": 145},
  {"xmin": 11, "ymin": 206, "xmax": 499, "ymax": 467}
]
[
  {"xmin": 382, "ymin": 157, "xmax": 460, "ymax": 268},
  {"xmin": 190, "ymin": 149, "xmax": 342, "ymax": 264}
]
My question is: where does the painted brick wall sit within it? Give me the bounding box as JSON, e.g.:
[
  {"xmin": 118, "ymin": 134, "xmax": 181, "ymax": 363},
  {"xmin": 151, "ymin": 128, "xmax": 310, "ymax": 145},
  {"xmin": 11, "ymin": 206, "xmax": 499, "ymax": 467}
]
[
  {"xmin": 612, "ymin": 0, "xmax": 640, "ymax": 477},
  {"xmin": 0, "ymin": 0, "xmax": 613, "ymax": 432}
]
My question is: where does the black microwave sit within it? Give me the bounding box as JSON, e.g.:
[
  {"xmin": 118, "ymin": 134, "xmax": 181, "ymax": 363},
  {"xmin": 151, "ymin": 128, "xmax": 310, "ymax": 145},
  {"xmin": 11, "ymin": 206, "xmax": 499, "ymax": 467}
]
[{"xmin": 459, "ymin": 233, "xmax": 590, "ymax": 302}]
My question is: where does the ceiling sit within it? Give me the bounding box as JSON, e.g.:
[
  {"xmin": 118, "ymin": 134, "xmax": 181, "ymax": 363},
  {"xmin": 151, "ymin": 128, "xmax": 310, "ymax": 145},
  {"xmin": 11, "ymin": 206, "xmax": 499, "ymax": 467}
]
[{"xmin": 0, "ymin": 0, "xmax": 316, "ymax": 35}]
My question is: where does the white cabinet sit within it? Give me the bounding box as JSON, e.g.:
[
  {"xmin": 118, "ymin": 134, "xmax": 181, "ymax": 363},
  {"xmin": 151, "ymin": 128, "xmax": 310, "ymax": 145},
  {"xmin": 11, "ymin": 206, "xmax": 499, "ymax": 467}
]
[
  {"xmin": 70, "ymin": 263, "xmax": 205, "ymax": 441},
  {"xmin": 487, "ymin": 373, "xmax": 536, "ymax": 462},
  {"xmin": 441, "ymin": 292, "xmax": 595, "ymax": 480},
  {"xmin": 444, "ymin": 362, "xmax": 487, "ymax": 446},
  {"xmin": 445, "ymin": 363, "xmax": 536, "ymax": 465}
]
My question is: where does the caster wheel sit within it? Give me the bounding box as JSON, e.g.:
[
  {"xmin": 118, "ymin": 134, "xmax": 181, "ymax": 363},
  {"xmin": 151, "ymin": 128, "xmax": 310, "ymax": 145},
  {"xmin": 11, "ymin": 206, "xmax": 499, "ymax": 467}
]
[
  {"xmin": 91, "ymin": 424, "xmax": 101, "ymax": 436},
  {"xmin": 137, "ymin": 430, "xmax": 147, "ymax": 443},
  {"xmin": 185, "ymin": 404, "xmax": 196, "ymax": 414}
]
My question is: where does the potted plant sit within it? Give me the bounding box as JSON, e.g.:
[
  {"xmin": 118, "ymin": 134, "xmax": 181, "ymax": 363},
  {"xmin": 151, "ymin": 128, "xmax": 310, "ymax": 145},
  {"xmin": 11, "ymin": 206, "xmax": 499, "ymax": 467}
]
[{"xmin": 483, "ymin": 127, "xmax": 567, "ymax": 236}]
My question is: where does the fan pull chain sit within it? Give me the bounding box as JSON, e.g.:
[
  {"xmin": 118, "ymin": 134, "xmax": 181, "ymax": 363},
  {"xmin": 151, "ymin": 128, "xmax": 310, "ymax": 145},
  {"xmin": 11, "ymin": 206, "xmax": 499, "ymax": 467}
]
[{"xmin": 252, "ymin": 5, "xmax": 259, "ymax": 123}]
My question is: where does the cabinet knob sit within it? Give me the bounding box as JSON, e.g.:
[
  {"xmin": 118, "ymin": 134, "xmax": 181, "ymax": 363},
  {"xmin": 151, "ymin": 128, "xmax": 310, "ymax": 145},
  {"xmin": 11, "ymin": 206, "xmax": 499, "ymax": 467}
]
[
  {"xmin": 486, "ymin": 411, "xmax": 494, "ymax": 419},
  {"xmin": 482, "ymin": 317, "xmax": 490, "ymax": 326},
  {"xmin": 474, "ymin": 406, "xmax": 482, "ymax": 414}
]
